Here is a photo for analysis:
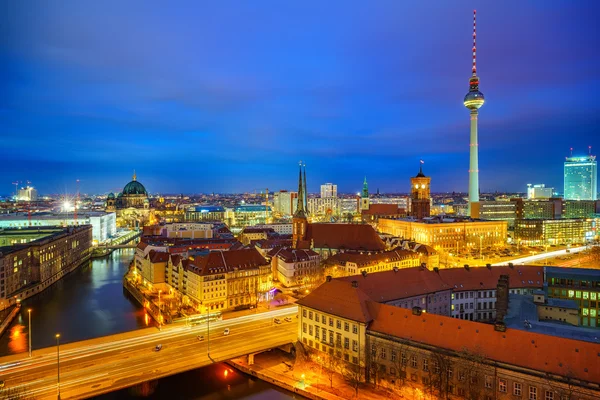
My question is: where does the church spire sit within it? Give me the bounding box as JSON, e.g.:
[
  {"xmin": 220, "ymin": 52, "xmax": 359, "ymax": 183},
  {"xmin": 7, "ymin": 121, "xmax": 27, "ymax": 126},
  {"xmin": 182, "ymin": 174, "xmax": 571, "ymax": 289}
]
[
  {"xmin": 362, "ymin": 176, "xmax": 369, "ymax": 198},
  {"xmin": 294, "ymin": 161, "xmax": 306, "ymax": 218},
  {"xmin": 302, "ymin": 162, "xmax": 308, "ymax": 213}
]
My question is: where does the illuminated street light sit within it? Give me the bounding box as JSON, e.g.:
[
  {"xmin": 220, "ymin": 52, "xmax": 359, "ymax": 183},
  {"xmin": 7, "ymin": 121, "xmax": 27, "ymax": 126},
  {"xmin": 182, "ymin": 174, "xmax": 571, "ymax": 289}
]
[
  {"xmin": 56, "ymin": 333, "xmax": 61, "ymax": 399},
  {"xmin": 28, "ymin": 308, "xmax": 32, "ymax": 357}
]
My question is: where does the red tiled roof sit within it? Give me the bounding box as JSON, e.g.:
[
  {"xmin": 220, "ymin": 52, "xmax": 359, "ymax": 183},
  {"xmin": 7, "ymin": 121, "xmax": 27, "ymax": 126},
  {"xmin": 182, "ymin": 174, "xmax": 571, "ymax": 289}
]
[
  {"xmin": 306, "ymin": 223, "xmax": 386, "ymax": 251},
  {"xmin": 367, "ymin": 301, "xmax": 600, "ymax": 384},
  {"xmin": 170, "ymin": 254, "xmax": 182, "ymax": 266},
  {"xmin": 256, "ymin": 239, "xmax": 293, "ymax": 250},
  {"xmin": 297, "ymin": 279, "xmax": 374, "ymax": 323},
  {"xmin": 187, "ymin": 248, "xmax": 269, "ymax": 276},
  {"xmin": 437, "ymin": 265, "xmax": 544, "ymax": 292},
  {"xmin": 241, "ymin": 227, "xmax": 275, "ymax": 234},
  {"xmin": 413, "ymin": 243, "xmax": 436, "ymax": 255},
  {"xmin": 327, "ymin": 249, "xmax": 418, "ymax": 267},
  {"xmin": 362, "ymin": 204, "xmax": 403, "ymax": 215},
  {"xmin": 338, "ymin": 267, "xmax": 452, "ymax": 302},
  {"xmin": 137, "ymin": 242, "xmax": 149, "ymax": 250},
  {"xmin": 148, "ymin": 250, "xmax": 169, "ymax": 263}
]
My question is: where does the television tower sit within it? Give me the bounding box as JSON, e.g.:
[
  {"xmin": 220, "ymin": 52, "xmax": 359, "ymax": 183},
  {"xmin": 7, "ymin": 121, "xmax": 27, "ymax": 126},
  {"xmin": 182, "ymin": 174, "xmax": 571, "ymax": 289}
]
[{"xmin": 464, "ymin": 10, "xmax": 485, "ymax": 218}]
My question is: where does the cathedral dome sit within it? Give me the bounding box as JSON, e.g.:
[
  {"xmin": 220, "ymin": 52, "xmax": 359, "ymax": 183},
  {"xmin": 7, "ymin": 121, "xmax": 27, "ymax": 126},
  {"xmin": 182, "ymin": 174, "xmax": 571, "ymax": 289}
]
[
  {"xmin": 123, "ymin": 180, "xmax": 147, "ymax": 196},
  {"xmin": 107, "ymin": 192, "xmax": 115, "ymax": 199}
]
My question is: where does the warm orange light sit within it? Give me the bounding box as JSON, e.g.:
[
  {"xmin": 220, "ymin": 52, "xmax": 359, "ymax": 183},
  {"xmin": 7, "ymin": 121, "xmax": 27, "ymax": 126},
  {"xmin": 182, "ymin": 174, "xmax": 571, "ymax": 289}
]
[
  {"xmin": 144, "ymin": 313, "xmax": 149, "ymax": 326},
  {"xmin": 224, "ymin": 370, "xmax": 229, "ymax": 377}
]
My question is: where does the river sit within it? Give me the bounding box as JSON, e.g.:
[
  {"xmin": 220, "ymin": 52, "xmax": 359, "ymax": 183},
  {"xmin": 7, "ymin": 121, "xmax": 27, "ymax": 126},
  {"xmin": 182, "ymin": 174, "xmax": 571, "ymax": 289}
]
[{"xmin": 0, "ymin": 249, "xmax": 298, "ymax": 399}]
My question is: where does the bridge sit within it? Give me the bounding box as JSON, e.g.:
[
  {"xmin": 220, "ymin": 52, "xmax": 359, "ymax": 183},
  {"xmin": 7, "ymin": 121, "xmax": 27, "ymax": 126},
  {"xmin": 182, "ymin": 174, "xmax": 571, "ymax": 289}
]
[
  {"xmin": 0, "ymin": 307, "xmax": 297, "ymax": 399},
  {"xmin": 99, "ymin": 243, "xmax": 138, "ymax": 249}
]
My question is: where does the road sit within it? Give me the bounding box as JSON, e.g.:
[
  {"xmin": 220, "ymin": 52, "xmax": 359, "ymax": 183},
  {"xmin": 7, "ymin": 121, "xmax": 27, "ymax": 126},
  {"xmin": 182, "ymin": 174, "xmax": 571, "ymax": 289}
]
[
  {"xmin": 491, "ymin": 246, "xmax": 589, "ymax": 266},
  {"xmin": 0, "ymin": 307, "xmax": 298, "ymax": 400}
]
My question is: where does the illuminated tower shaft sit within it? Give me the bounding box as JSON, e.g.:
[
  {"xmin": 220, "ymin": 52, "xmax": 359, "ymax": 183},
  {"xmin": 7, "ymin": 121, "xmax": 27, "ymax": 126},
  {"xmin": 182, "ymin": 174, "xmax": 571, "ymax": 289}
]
[
  {"xmin": 469, "ymin": 109, "xmax": 479, "ymax": 211},
  {"xmin": 464, "ymin": 10, "xmax": 485, "ymax": 218}
]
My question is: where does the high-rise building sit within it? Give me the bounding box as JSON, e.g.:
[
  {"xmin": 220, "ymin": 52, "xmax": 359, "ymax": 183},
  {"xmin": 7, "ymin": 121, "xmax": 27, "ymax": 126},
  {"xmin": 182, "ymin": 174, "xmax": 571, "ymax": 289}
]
[
  {"xmin": 464, "ymin": 10, "xmax": 485, "ymax": 218},
  {"xmin": 320, "ymin": 183, "xmax": 337, "ymax": 198},
  {"xmin": 564, "ymin": 154, "xmax": 597, "ymax": 200},
  {"xmin": 17, "ymin": 186, "xmax": 38, "ymax": 201},
  {"xmin": 409, "ymin": 162, "xmax": 431, "ymax": 219},
  {"xmin": 527, "ymin": 184, "xmax": 553, "ymax": 199},
  {"xmin": 273, "ymin": 190, "xmax": 298, "ymax": 216}
]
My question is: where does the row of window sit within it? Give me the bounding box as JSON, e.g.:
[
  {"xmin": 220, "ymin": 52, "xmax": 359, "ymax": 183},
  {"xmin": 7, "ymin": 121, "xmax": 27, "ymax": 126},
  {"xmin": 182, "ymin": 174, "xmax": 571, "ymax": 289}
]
[{"xmin": 302, "ymin": 309, "xmax": 359, "ymax": 334}]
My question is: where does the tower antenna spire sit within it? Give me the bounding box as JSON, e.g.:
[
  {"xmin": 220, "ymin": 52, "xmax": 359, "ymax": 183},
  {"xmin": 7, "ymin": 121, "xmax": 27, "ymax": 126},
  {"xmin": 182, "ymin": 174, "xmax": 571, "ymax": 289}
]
[{"xmin": 472, "ymin": 10, "xmax": 477, "ymax": 77}]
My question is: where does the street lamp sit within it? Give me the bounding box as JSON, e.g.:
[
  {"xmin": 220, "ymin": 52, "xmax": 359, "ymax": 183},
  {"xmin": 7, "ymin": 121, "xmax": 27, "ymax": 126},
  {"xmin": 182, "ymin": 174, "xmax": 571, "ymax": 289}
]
[
  {"xmin": 56, "ymin": 333, "xmax": 61, "ymax": 400},
  {"xmin": 158, "ymin": 289, "xmax": 162, "ymax": 331},
  {"xmin": 28, "ymin": 309, "xmax": 32, "ymax": 357},
  {"xmin": 479, "ymin": 236, "xmax": 483, "ymax": 263}
]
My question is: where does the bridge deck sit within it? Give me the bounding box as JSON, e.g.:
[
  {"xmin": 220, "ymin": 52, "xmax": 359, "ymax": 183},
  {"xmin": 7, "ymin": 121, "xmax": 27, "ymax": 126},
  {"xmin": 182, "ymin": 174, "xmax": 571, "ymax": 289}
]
[{"xmin": 0, "ymin": 307, "xmax": 297, "ymax": 399}]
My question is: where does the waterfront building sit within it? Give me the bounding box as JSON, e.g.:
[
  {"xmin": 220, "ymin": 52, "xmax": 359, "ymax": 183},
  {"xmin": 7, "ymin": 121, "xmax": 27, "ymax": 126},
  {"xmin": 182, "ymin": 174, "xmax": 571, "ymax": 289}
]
[
  {"xmin": 545, "ymin": 267, "xmax": 600, "ymax": 327},
  {"xmin": 17, "ymin": 185, "xmax": 38, "ymax": 202},
  {"xmin": 514, "ymin": 218, "xmax": 595, "ymax": 245},
  {"xmin": 106, "ymin": 172, "xmax": 154, "ymax": 228},
  {"xmin": 527, "ymin": 184, "xmax": 553, "ymax": 199},
  {"xmin": 378, "ymin": 217, "xmax": 507, "ymax": 252},
  {"xmin": 325, "ymin": 249, "xmax": 420, "ymax": 277},
  {"xmin": 185, "ymin": 205, "xmax": 226, "ymax": 223},
  {"xmin": 0, "ymin": 225, "xmax": 92, "ymax": 307},
  {"xmin": 409, "ymin": 163, "xmax": 431, "ymax": 220},
  {"xmin": 0, "ymin": 211, "xmax": 116, "ymax": 244},
  {"xmin": 298, "ymin": 274, "xmax": 600, "ymax": 399},
  {"xmin": 464, "ymin": 11, "xmax": 485, "ymax": 218},
  {"xmin": 320, "ymin": 183, "xmax": 337, "ymax": 199},
  {"xmin": 268, "ymin": 248, "xmax": 321, "ymax": 288},
  {"xmin": 564, "ymin": 155, "xmax": 597, "ymax": 200}
]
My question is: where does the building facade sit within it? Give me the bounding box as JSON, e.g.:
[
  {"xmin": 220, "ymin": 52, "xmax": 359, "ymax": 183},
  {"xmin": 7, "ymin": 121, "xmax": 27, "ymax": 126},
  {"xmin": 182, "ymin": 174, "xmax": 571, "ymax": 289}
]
[
  {"xmin": 378, "ymin": 217, "xmax": 507, "ymax": 252},
  {"xmin": 527, "ymin": 184, "xmax": 553, "ymax": 199},
  {"xmin": 564, "ymin": 155, "xmax": 597, "ymax": 201},
  {"xmin": 545, "ymin": 267, "xmax": 600, "ymax": 327},
  {"xmin": 269, "ymin": 248, "xmax": 321, "ymax": 288},
  {"xmin": 320, "ymin": 183, "xmax": 338, "ymax": 199},
  {"xmin": 514, "ymin": 218, "xmax": 595, "ymax": 245},
  {"xmin": 409, "ymin": 164, "xmax": 431, "ymax": 220}
]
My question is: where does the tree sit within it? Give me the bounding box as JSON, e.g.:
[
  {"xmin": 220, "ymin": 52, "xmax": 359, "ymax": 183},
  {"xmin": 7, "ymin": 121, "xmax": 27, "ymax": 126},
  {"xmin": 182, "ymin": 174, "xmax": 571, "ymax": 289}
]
[
  {"xmin": 590, "ymin": 245, "xmax": 600, "ymax": 266},
  {"xmin": 456, "ymin": 347, "xmax": 486, "ymax": 400},
  {"xmin": 389, "ymin": 341, "xmax": 410, "ymax": 392},
  {"xmin": 429, "ymin": 351, "xmax": 454, "ymax": 399},
  {"xmin": 320, "ymin": 345, "xmax": 343, "ymax": 388},
  {"xmin": 342, "ymin": 360, "xmax": 364, "ymax": 399},
  {"xmin": 545, "ymin": 367, "xmax": 577, "ymax": 400}
]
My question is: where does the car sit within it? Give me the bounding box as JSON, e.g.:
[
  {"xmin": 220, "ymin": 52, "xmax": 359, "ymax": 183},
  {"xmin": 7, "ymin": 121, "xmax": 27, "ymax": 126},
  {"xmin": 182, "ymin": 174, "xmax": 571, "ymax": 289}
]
[
  {"xmin": 284, "ymin": 317, "xmax": 292, "ymax": 323},
  {"xmin": 154, "ymin": 344, "xmax": 162, "ymax": 352},
  {"xmin": 197, "ymin": 335, "xmax": 205, "ymax": 341},
  {"xmin": 274, "ymin": 318, "xmax": 282, "ymax": 324},
  {"xmin": 223, "ymin": 328, "xmax": 230, "ymax": 336}
]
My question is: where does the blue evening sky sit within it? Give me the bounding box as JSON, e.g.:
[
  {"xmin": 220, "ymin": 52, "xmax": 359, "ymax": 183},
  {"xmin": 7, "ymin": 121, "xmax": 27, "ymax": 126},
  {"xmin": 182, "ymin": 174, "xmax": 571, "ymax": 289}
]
[{"xmin": 1, "ymin": 1, "xmax": 599, "ymax": 195}]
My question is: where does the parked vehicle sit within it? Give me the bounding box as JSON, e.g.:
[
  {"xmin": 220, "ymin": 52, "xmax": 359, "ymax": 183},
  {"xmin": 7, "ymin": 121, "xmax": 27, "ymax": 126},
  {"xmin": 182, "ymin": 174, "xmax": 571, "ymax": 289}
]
[
  {"xmin": 274, "ymin": 318, "xmax": 282, "ymax": 324},
  {"xmin": 197, "ymin": 335, "xmax": 204, "ymax": 341},
  {"xmin": 284, "ymin": 317, "xmax": 292, "ymax": 323},
  {"xmin": 154, "ymin": 344, "xmax": 162, "ymax": 352},
  {"xmin": 223, "ymin": 328, "xmax": 230, "ymax": 336}
]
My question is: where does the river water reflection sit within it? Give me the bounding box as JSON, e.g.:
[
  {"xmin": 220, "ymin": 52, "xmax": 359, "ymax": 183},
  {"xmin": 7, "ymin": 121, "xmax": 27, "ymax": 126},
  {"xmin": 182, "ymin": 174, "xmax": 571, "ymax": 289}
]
[{"xmin": 0, "ymin": 249, "xmax": 298, "ymax": 399}]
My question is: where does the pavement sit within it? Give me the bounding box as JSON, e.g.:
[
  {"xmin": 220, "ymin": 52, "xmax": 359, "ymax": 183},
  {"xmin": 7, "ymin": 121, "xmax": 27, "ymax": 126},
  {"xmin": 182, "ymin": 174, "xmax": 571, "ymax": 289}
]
[
  {"xmin": 230, "ymin": 349, "xmax": 432, "ymax": 400},
  {"xmin": 0, "ymin": 306, "xmax": 298, "ymax": 400}
]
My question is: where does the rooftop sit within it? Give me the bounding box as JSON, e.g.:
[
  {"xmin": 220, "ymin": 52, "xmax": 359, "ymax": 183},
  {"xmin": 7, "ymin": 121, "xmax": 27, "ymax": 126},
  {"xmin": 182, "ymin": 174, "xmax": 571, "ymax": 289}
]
[
  {"xmin": 437, "ymin": 265, "xmax": 544, "ymax": 292},
  {"xmin": 326, "ymin": 249, "xmax": 418, "ymax": 268},
  {"xmin": 305, "ymin": 223, "xmax": 386, "ymax": 252},
  {"xmin": 367, "ymin": 301, "xmax": 600, "ymax": 384}
]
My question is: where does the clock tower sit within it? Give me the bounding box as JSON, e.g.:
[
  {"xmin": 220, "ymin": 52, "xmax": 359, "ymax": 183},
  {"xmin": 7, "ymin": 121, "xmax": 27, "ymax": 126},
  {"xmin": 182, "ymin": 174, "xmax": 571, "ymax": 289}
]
[{"xmin": 410, "ymin": 161, "xmax": 431, "ymax": 219}]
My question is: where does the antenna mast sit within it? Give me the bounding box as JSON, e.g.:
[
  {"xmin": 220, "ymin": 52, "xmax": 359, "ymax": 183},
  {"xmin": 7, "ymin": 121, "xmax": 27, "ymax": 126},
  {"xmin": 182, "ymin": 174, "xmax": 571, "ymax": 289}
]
[{"xmin": 472, "ymin": 10, "xmax": 477, "ymax": 77}]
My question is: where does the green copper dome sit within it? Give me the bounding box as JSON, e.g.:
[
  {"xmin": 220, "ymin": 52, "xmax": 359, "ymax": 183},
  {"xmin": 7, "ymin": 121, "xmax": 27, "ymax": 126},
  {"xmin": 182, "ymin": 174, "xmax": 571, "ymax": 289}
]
[
  {"xmin": 123, "ymin": 180, "xmax": 147, "ymax": 196},
  {"xmin": 107, "ymin": 192, "xmax": 115, "ymax": 199}
]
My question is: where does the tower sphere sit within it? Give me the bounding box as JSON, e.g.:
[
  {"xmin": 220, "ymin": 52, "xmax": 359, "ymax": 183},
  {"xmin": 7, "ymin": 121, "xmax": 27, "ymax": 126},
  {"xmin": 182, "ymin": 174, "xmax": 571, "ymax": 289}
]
[{"xmin": 464, "ymin": 89, "xmax": 485, "ymax": 109}]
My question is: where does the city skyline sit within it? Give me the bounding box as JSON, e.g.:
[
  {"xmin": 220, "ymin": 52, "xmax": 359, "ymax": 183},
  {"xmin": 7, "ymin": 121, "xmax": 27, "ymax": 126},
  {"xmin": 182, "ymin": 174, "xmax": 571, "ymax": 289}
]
[{"xmin": 2, "ymin": 2, "xmax": 599, "ymax": 194}]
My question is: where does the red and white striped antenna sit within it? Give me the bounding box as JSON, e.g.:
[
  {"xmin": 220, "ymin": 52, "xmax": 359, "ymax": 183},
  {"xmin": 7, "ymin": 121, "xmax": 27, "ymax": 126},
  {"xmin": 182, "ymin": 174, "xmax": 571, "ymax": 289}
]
[{"xmin": 472, "ymin": 10, "xmax": 477, "ymax": 77}]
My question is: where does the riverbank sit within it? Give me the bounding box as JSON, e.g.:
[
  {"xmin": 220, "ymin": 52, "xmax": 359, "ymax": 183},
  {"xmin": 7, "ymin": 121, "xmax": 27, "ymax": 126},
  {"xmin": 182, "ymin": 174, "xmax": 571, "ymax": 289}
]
[
  {"xmin": 0, "ymin": 306, "xmax": 20, "ymax": 337},
  {"xmin": 227, "ymin": 349, "xmax": 408, "ymax": 400}
]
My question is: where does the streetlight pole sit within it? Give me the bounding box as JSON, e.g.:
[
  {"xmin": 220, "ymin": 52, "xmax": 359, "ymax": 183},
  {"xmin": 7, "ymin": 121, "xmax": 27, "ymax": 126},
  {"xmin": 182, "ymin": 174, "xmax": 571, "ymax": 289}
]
[
  {"xmin": 158, "ymin": 289, "xmax": 162, "ymax": 331},
  {"xmin": 207, "ymin": 306, "xmax": 210, "ymax": 355},
  {"xmin": 28, "ymin": 309, "xmax": 32, "ymax": 357},
  {"xmin": 479, "ymin": 236, "xmax": 483, "ymax": 262},
  {"xmin": 56, "ymin": 333, "xmax": 61, "ymax": 400}
]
